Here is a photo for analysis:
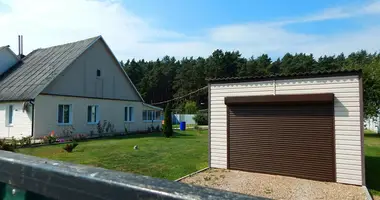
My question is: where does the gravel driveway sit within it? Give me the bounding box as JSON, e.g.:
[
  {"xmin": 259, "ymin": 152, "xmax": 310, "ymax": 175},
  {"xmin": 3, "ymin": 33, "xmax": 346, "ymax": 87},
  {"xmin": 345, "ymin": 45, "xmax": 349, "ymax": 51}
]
[{"xmin": 180, "ymin": 168, "xmax": 366, "ymax": 200}]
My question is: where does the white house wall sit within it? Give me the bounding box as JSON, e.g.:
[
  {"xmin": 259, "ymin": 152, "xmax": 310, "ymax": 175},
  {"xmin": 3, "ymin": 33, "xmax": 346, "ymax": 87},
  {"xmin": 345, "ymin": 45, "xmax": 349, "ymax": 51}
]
[
  {"xmin": 0, "ymin": 102, "xmax": 32, "ymax": 138},
  {"xmin": 34, "ymin": 95, "xmax": 161, "ymax": 138},
  {"xmin": 209, "ymin": 75, "xmax": 363, "ymax": 185}
]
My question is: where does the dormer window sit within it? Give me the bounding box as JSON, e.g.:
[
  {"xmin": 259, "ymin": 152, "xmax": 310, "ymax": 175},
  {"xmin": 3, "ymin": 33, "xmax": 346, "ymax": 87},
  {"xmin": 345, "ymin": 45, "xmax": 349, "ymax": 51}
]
[{"xmin": 97, "ymin": 69, "xmax": 101, "ymax": 77}]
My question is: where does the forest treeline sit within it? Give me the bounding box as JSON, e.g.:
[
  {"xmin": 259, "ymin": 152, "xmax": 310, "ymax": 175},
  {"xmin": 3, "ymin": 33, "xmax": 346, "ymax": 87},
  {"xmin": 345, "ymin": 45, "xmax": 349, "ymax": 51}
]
[{"xmin": 121, "ymin": 50, "xmax": 380, "ymax": 117}]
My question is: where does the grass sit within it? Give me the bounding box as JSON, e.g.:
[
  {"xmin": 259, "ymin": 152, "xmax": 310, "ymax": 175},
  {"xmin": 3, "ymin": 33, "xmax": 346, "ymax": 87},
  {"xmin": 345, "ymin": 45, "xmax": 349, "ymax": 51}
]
[
  {"xmin": 19, "ymin": 130, "xmax": 208, "ymax": 181},
  {"xmin": 364, "ymin": 130, "xmax": 380, "ymax": 197},
  {"xmin": 17, "ymin": 128, "xmax": 379, "ymax": 196},
  {"xmin": 173, "ymin": 124, "xmax": 196, "ymax": 129}
]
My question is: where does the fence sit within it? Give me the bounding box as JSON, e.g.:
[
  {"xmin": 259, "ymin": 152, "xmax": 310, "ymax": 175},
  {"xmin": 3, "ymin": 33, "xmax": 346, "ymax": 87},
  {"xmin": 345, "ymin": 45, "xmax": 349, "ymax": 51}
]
[
  {"xmin": 172, "ymin": 114, "xmax": 196, "ymax": 125},
  {"xmin": 0, "ymin": 150, "xmax": 267, "ymax": 200}
]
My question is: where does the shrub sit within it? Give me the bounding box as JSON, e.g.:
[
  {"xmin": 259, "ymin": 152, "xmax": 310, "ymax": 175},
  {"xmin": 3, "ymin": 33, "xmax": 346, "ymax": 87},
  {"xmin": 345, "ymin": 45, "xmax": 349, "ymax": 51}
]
[
  {"xmin": 19, "ymin": 136, "xmax": 32, "ymax": 147},
  {"xmin": 73, "ymin": 134, "xmax": 88, "ymax": 142},
  {"xmin": 10, "ymin": 137, "xmax": 17, "ymax": 147},
  {"xmin": 61, "ymin": 126, "xmax": 75, "ymax": 138},
  {"xmin": 0, "ymin": 139, "xmax": 15, "ymax": 152},
  {"xmin": 163, "ymin": 103, "xmax": 173, "ymax": 137},
  {"xmin": 43, "ymin": 131, "xmax": 57, "ymax": 144},
  {"xmin": 155, "ymin": 125, "xmax": 161, "ymax": 132},
  {"xmin": 193, "ymin": 112, "xmax": 208, "ymax": 125},
  {"xmin": 97, "ymin": 121, "xmax": 104, "ymax": 135},
  {"xmin": 63, "ymin": 143, "xmax": 78, "ymax": 153},
  {"xmin": 184, "ymin": 101, "xmax": 198, "ymax": 114}
]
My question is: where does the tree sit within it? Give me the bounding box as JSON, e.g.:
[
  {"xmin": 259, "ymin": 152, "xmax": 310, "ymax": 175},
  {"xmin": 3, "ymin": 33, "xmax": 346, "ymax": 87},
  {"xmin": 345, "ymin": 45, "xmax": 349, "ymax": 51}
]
[
  {"xmin": 163, "ymin": 103, "xmax": 173, "ymax": 137},
  {"xmin": 121, "ymin": 50, "xmax": 380, "ymax": 117},
  {"xmin": 184, "ymin": 101, "xmax": 198, "ymax": 114}
]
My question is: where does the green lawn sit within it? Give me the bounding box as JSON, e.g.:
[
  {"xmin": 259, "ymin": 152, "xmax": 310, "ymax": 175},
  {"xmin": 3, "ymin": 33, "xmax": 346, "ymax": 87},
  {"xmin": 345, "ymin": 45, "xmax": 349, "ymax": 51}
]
[
  {"xmin": 17, "ymin": 128, "xmax": 380, "ymax": 197},
  {"xmin": 365, "ymin": 130, "xmax": 380, "ymax": 197},
  {"xmin": 19, "ymin": 130, "xmax": 208, "ymax": 180}
]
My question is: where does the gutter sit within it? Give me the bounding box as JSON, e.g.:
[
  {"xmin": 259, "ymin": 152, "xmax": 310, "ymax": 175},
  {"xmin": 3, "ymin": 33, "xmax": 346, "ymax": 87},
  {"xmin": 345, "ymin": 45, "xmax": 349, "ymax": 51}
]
[{"xmin": 29, "ymin": 100, "xmax": 35, "ymax": 137}]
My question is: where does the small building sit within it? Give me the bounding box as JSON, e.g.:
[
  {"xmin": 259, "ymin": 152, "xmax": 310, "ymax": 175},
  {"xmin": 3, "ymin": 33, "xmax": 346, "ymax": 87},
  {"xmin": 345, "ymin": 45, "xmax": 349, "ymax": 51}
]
[
  {"xmin": 0, "ymin": 36, "xmax": 162, "ymax": 138},
  {"xmin": 208, "ymin": 70, "xmax": 364, "ymax": 186}
]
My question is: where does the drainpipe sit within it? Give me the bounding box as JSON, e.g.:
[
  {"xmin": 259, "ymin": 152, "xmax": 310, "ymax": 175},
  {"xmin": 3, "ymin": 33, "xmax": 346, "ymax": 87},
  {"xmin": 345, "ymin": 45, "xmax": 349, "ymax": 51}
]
[{"xmin": 29, "ymin": 100, "xmax": 35, "ymax": 137}]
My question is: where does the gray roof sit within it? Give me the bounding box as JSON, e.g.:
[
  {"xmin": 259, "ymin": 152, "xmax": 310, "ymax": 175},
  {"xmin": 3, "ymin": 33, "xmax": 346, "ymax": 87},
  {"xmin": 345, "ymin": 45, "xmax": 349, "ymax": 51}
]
[
  {"xmin": 0, "ymin": 36, "xmax": 100, "ymax": 101},
  {"xmin": 0, "ymin": 45, "xmax": 10, "ymax": 50}
]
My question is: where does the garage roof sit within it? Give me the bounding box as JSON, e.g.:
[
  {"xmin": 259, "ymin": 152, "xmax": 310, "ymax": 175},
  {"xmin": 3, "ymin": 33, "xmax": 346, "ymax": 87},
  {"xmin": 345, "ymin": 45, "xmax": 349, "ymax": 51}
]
[{"xmin": 207, "ymin": 69, "xmax": 361, "ymax": 83}]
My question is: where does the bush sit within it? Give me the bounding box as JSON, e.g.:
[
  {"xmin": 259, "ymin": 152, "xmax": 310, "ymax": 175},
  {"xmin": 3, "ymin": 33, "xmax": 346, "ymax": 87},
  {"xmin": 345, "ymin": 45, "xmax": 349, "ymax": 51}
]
[
  {"xmin": 42, "ymin": 131, "xmax": 57, "ymax": 144},
  {"xmin": 0, "ymin": 139, "xmax": 15, "ymax": 152},
  {"xmin": 73, "ymin": 134, "xmax": 88, "ymax": 142},
  {"xmin": 19, "ymin": 136, "xmax": 32, "ymax": 147},
  {"xmin": 184, "ymin": 101, "xmax": 198, "ymax": 114},
  {"xmin": 163, "ymin": 103, "xmax": 173, "ymax": 137},
  {"xmin": 63, "ymin": 143, "xmax": 78, "ymax": 153},
  {"xmin": 193, "ymin": 112, "xmax": 208, "ymax": 125}
]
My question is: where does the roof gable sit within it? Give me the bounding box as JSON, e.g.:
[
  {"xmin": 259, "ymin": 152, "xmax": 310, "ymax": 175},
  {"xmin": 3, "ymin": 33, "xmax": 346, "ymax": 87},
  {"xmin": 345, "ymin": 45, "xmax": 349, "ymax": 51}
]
[
  {"xmin": 41, "ymin": 38, "xmax": 144, "ymax": 102},
  {"xmin": 0, "ymin": 36, "xmax": 144, "ymax": 102}
]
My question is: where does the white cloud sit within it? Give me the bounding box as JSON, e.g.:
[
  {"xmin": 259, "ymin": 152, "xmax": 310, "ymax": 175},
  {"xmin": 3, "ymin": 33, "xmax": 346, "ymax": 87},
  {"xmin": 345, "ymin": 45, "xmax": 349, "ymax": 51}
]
[{"xmin": 0, "ymin": 0, "xmax": 380, "ymax": 61}]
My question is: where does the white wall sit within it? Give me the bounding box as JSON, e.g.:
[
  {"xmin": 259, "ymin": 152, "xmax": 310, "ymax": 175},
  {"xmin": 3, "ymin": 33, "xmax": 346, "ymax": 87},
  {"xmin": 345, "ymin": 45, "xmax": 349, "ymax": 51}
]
[
  {"xmin": 210, "ymin": 75, "xmax": 363, "ymax": 185},
  {"xmin": 0, "ymin": 48, "xmax": 18, "ymax": 75},
  {"xmin": 0, "ymin": 102, "xmax": 32, "ymax": 138},
  {"xmin": 42, "ymin": 39, "xmax": 141, "ymax": 101},
  {"xmin": 34, "ymin": 95, "xmax": 161, "ymax": 138}
]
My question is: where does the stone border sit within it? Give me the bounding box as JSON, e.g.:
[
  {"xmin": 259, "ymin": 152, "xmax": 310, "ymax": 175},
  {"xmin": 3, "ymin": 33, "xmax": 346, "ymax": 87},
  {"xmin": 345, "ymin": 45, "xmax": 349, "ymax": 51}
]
[
  {"xmin": 175, "ymin": 167, "xmax": 209, "ymax": 182},
  {"xmin": 363, "ymin": 186, "xmax": 374, "ymax": 200}
]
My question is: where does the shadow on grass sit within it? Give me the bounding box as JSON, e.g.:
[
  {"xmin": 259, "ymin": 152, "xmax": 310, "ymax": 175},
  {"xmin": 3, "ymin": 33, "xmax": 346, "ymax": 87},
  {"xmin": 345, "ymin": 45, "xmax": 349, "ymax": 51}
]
[
  {"xmin": 365, "ymin": 133, "xmax": 380, "ymax": 138},
  {"xmin": 366, "ymin": 156, "xmax": 380, "ymax": 195}
]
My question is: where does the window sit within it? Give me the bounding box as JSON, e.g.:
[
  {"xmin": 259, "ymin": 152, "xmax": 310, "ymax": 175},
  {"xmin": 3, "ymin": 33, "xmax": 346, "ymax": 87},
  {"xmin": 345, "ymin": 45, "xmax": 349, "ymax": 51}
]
[
  {"xmin": 97, "ymin": 69, "xmax": 101, "ymax": 77},
  {"xmin": 6, "ymin": 105, "xmax": 13, "ymax": 126},
  {"xmin": 143, "ymin": 110, "xmax": 162, "ymax": 121},
  {"xmin": 87, "ymin": 105, "xmax": 99, "ymax": 124},
  {"xmin": 125, "ymin": 106, "xmax": 134, "ymax": 122},
  {"xmin": 143, "ymin": 110, "xmax": 148, "ymax": 121},
  {"xmin": 155, "ymin": 111, "xmax": 162, "ymax": 121},
  {"xmin": 147, "ymin": 110, "xmax": 153, "ymax": 120},
  {"xmin": 58, "ymin": 104, "xmax": 72, "ymax": 124}
]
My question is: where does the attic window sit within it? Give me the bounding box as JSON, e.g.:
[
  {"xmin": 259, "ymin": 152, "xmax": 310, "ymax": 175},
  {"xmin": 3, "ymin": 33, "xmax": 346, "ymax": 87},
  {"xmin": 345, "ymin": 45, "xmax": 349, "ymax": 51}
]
[{"xmin": 97, "ymin": 69, "xmax": 101, "ymax": 77}]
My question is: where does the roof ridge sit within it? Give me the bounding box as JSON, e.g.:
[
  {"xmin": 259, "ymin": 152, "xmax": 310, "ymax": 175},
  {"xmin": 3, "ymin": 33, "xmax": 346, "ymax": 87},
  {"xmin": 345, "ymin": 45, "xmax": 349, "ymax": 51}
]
[
  {"xmin": 207, "ymin": 69, "xmax": 362, "ymax": 82},
  {"xmin": 38, "ymin": 35, "xmax": 101, "ymax": 50}
]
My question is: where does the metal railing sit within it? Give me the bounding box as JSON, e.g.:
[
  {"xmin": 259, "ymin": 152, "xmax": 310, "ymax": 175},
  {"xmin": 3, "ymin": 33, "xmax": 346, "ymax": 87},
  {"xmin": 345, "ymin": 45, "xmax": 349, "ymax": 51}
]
[{"xmin": 0, "ymin": 151, "xmax": 267, "ymax": 200}]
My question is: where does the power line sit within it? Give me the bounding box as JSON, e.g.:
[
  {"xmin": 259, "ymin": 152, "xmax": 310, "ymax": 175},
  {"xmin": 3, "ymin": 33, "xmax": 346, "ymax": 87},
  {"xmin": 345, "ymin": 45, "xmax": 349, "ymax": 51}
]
[{"xmin": 151, "ymin": 86, "xmax": 208, "ymax": 105}]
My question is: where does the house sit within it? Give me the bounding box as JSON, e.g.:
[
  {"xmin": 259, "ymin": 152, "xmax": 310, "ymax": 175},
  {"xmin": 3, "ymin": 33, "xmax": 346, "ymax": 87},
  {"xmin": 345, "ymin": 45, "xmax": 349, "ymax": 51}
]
[
  {"xmin": 0, "ymin": 36, "xmax": 162, "ymax": 139},
  {"xmin": 207, "ymin": 70, "xmax": 364, "ymax": 186}
]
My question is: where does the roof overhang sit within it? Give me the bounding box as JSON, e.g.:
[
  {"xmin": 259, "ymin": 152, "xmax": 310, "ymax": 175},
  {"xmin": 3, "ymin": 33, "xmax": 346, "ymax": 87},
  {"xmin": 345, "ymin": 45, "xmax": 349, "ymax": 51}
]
[
  {"xmin": 208, "ymin": 69, "xmax": 362, "ymax": 84},
  {"xmin": 143, "ymin": 103, "xmax": 163, "ymax": 110},
  {"xmin": 225, "ymin": 93, "xmax": 334, "ymax": 106}
]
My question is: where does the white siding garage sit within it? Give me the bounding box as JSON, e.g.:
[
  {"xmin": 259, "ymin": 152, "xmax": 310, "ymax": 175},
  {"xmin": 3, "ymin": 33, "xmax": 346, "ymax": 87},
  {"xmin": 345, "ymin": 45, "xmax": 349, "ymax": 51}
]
[{"xmin": 208, "ymin": 70, "xmax": 364, "ymax": 186}]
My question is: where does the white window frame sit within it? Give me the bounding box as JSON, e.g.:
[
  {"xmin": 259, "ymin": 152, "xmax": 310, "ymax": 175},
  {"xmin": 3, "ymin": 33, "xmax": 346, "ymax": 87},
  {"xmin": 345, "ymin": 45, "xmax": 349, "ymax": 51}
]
[
  {"xmin": 124, "ymin": 106, "xmax": 134, "ymax": 122},
  {"xmin": 154, "ymin": 110, "xmax": 163, "ymax": 121},
  {"xmin": 143, "ymin": 110, "xmax": 162, "ymax": 122},
  {"xmin": 87, "ymin": 105, "xmax": 100, "ymax": 124},
  {"xmin": 6, "ymin": 105, "xmax": 13, "ymax": 127},
  {"xmin": 57, "ymin": 104, "xmax": 73, "ymax": 125}
]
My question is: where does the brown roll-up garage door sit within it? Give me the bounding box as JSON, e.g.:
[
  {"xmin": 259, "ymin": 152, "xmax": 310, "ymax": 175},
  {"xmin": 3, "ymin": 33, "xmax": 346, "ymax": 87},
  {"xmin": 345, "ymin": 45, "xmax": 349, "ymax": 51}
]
[{"xmin": 227, "ymin": 102, "xmax": 335, "ymax": 182}]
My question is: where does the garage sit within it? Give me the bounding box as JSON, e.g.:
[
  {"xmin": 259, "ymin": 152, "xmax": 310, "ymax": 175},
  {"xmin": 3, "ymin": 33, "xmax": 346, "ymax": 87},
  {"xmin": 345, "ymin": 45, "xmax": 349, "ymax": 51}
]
[
  {"xmin": 208, "ymin": 70, "xmax": 365, "ymax": 185},
  {"xmin": 226, "ymin": 94, "xmax": 335, "ymax": 182}
]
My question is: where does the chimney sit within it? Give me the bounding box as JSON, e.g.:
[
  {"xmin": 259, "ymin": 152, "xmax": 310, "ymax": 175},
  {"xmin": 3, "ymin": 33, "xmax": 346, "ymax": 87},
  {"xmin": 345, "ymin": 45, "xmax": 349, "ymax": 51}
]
[
  {"xmin": 18, "ymin": 35, "xmax": 25, "ymax": 58},
  {"xmin": 18, "ymin": 35, "xmax": 20, "ymax": 56}
]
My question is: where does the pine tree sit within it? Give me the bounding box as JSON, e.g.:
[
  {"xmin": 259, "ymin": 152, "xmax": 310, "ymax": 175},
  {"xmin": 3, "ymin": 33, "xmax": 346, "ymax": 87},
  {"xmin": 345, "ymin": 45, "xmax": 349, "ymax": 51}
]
[{"xmin": 163, "ymin": 103, "xmax": 173, "ymax": 137}]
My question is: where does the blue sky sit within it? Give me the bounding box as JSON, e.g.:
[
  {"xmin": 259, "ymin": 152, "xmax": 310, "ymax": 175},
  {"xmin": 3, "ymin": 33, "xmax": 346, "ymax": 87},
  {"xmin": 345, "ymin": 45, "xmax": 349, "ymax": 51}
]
[
  {"xmin": 1, "ymin": 0, "xmax": 380, "ymax": 60},
  {"xmin": 122, "ymin": 0, "xmax": 355, "ymax": 33}
]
